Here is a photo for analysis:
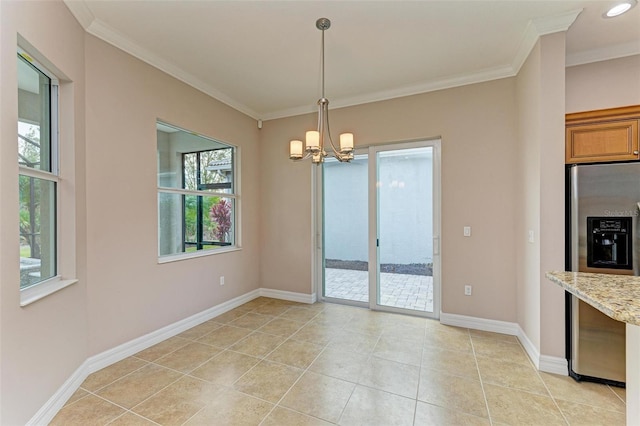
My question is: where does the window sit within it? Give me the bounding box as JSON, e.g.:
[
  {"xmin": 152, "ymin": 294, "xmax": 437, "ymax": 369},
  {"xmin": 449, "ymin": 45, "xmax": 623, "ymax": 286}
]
[
  {"xmin": 18, "ymin": 51, "xmax": 59, "ymax": 290},
  {"xmin": 157, "ymin": 121, "xmax": 238, "ymax": 259}
]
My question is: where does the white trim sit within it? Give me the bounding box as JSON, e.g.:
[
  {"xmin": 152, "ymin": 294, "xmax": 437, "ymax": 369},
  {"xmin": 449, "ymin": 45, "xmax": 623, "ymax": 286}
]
[
  {"xmin": 369, "ymin": 140, "xmax": 441, "ymax": 320},
  {"xmin": 18, "ymin": 166, "xmax": 59, "ymax": 182},
  {"xmin": 515, "ymin": 325, "xmax": 568, "ymax": 375},
  {"xmin": 17, "ymin": 48, "xmax": 60, "ymax": 85},
  {"xmin": 157, "ymin": 186, "xmax": 238, "ymax": 200},
  {"xmin": 83, "ymin": 288, "xmax": 260, "ymax": 373},
  {"xmin": 539, "ymin": 354, "xmax": 569, "ymax": 375},
  {"xmin": 566, "ymin": 40, "xmax": 640, "ymax": 67},
  {"xmin": 84, "ymin": 18, "xmax": 260, "ymax": 119},
  {"xmin": 158, "ymin": 246, "xmax": 242, "ymax": 264},
  {"xmin": 62, "ymin": 0, "xmax": 95, "ymax": 29},
  {"xmin": 531, "ymin": 9, "xmax": 583, "ymax": 37},
  {"xmin": 511, "ymin": 9, "xmax": 582, "ymax": 76},
  {"xmin": 259, "ymin": 288, "xmax": 316, "ymax": 304},
  {"xmin": 440, "ymin": 312, "xmax": 569, "ymax": 376},
  {"xmin": 63, "ymin": 4, "xmax": 591, "ymax": 122},
  {"xmin": 26, "ymin": 359, "xmax": 90, "ymax": 426},
  {"xmin": 440, "ymin": 311, "xmax": 520, "ymax": 335},
  {"xmin": 27, "ymin": 287, "xmax": 313, "ymax": 425},
  {"xmin": 20, "ymin": 278, "xmax": 78, "ymax": 307},
  {"xmin": 516, "ymin": 324, "xmax": 541, "ymax": 369},
  {"xmin": 263, "ymin": 65, "xmax": 515, "ymax": 121}
]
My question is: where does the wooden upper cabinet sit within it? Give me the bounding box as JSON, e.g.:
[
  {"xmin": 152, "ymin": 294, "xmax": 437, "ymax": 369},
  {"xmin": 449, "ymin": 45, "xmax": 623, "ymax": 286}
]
[{"xmin": 566, "ymin": 105, "xmax": 640, "ymax": 164}]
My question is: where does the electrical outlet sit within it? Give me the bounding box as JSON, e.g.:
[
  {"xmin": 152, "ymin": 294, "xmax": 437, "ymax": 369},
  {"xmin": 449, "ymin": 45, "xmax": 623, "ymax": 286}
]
[
  {"xmin": 220, "ymin": 276, "xmax": 225, "ymax": 286},
  {"xmin": 464, "ymin": 285, "xmax": 472, "ymax": 296}
]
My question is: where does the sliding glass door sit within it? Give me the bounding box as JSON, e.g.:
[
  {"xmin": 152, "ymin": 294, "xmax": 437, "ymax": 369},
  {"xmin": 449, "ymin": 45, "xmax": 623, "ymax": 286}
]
[
  {"xmin": 322, "ymin": 153, "xmax": 369, "ymax": 305},
  {"xmin": 321, "ymin": 140, "xmax": 440, "ymax": 318},
  {"xmin": 370, "ymin": 144, "xmax": 438, "ymax": 315}
]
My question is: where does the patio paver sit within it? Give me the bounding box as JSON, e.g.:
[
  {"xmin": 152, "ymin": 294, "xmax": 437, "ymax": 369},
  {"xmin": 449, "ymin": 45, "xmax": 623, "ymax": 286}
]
[{"xmin": 324, "ymin": 268, "xmax": 433, "ymax": 312}]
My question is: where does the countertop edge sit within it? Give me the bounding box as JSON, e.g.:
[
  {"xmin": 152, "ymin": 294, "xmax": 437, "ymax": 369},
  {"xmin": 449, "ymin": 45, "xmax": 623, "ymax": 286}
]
[{"xmin": 545, "ymin": 271, "xmax": 640, "ymax": 326}]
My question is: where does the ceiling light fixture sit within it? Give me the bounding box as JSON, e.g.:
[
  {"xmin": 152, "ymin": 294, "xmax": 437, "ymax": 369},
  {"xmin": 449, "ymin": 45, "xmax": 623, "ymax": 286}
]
[
  {"xmin": 604, "ymin": 0, "xmax": 637, "ymax": 17},
  {"xmin": 289, "ymin": 18, "xmax": 354, "ymax": 164}
]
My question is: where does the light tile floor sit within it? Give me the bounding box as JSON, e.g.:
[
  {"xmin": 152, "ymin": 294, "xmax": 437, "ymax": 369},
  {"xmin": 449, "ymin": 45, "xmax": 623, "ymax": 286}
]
[
  {"xmin": 325, "ymin": 268, "xmax": 433, "ymax": 312},
  {"xmin": 52, "ymin": 298, "xmax": 626, "ymax": 425}
]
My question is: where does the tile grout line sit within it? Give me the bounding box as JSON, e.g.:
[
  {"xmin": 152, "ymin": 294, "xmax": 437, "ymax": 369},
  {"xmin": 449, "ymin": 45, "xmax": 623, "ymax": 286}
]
[
  {"xmin": 224, "ymin": 303, "xmax": 336, "ymax": 423},
  {"xmin": 607, "ymin": 384, "xmax": 627, "ymax": 406},
  {"xmin": 334, "ymin": 326, "xmax": 384, "ymax": 425},
  {"xmin": 410, "ymin": 320, "xmax": 428, "ymax": 426},
  {"xmin": 107, "ymin": 302, "xmax": 288, "ymax": 425},
  {"xmin": 105, "ymin": 409, "xmax": 162, "ymax": 426},
  {"xmin": 257, "ymin": 306, "xmax": 346, "ymax": 425},
  {"xmin": 227, "ymin": 304, "xmax": 325, "ymax": 383},
  {"xmin": 182, "ymin": 300, "xmax": 321, "ymax": 426},
  {"xmin": 58, "ymin": 298, "xmax": 624, "ymax": 426},
  {"xmin": 469, "ymin": 329, "xmax": 495, "ymax": 426},
  {"xmin": 71, "ymin": 386, "xmax": 161, "ymax": 426},
  {"xmin": 532, "ymin": 367, "xmax": 571, "ymax": 425}
]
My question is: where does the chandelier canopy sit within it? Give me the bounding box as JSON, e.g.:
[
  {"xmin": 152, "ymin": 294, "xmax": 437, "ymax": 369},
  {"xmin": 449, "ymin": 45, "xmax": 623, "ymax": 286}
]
[{"xmin": 289, "ymin": 18, "xmax": 354, "ymax": 164}]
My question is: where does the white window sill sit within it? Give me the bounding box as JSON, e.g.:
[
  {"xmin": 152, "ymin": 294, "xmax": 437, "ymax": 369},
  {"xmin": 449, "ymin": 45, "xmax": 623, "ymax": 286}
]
[
  {"xmin": 20, "ymin": 277, "xmax": 78, "ymax": 307},
  {"xmin": 158, "ymin": 246, "xmax": 242, "ymax": 264}
]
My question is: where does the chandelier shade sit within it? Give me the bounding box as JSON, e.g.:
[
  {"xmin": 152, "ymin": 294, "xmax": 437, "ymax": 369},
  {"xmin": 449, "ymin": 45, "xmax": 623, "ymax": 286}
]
[{"xmin": 289, "ymin": 18, "xmax": 354, "ymax": 164}]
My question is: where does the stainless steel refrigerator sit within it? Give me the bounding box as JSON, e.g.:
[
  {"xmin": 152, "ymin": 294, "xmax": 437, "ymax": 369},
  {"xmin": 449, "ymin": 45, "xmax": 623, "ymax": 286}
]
[{"xmin": 570, "ymin": 162, "xmax": 640, "ymax": 385}]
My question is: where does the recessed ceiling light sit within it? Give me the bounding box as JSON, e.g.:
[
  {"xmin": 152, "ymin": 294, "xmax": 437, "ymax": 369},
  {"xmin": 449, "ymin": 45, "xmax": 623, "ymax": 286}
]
[{"xmin": 604, "ymin": 0, "xmax": 637, "ymax": 18}]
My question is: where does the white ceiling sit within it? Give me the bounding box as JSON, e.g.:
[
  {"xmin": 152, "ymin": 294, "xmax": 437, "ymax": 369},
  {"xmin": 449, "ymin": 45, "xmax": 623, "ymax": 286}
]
[{"xmin": 64, "ymin": 1, "xmax": 640, "ymax": 120}]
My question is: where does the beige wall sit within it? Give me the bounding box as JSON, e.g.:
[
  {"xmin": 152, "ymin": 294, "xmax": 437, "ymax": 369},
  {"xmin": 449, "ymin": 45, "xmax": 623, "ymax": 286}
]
[
  {"xmin": 1, "ymin": 1, "xmax": 87, "ymax": 424},
  {"xmin": 538, "ymin": 33, "xmax": 567, "ymax": 357},
  {"xmin": 3, "ymin": 2, "xmax": 635, "ymax": 423},
  {"xmin": 1, "ymin": 1, "xmax": 261, "ymax": 422},
  {"xmin": 515, "ymin": 33, "xmax": 567, "ymax": 359},
  {"xmin": 566, "ymin": 55, "xmax": 640, "ymax": 113},
  {"xmin": 84, "ymin": 34, "xmax": 261, "ymax": 355},
  {"xmin": 260, "ymin": 78, "xmax": 519, "ymax": 321},
  {"xmin": 516, "ymin": 41, "xmax": 542, "ymax": 349}
]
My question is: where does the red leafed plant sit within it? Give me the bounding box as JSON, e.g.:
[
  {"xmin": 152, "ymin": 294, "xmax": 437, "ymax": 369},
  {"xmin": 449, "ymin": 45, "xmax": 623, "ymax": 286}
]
[{"xmin": 210, "ymin": 199, "xmax": 232, "ymax": 243}]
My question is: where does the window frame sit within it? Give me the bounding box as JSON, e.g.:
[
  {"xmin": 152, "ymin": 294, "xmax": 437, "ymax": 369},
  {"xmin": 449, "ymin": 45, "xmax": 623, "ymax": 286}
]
[
  {"xmin": 157, "ymin": 121, "xmax": 240, "ymax": 263},
  {"xmin": 18, "ymin": 47, "xmax": 77, "ymax": 306}
]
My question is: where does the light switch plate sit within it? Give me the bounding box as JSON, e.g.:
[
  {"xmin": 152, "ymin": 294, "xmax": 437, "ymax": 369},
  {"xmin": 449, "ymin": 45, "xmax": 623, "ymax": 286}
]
[
  {"xmin": 528, "ymin": 230, "xmax": 534, "ymax": 243},
  {"xmin": 463, "ymin": 226, "xmax": 471, "ymax": 237}
]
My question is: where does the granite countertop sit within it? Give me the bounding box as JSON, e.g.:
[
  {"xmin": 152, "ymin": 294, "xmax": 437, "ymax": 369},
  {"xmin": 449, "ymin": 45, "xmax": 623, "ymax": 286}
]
[{"xmin": 546, "ymin": 271, "xmax": 640, "ymax": 326}]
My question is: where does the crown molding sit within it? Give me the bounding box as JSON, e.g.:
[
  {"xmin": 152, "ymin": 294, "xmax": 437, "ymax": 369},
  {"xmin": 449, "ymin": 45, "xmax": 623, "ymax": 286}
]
[
  {"xmin": 262, "ymin": 64, "xmax": 515, "ymax": 120},
  {"xmin": 567, "ymin": 40, "xmax": 640, "ymax": 67},
  {"xmin": 63, "ymin": 0, "xmax": 95, "ymax": 29},
  {"xmin": 63, "ymin": 1, "xmax": 261, "ymax": 119},
  {"xmin": 65, "ymin": 3, "xmax": 608, "ymax": 122},
  {"xmin": 532, "ymin": 8, "xmax": 583, "ymax": 36},
  {"xmin": 87, "ymin": 19, "xmax": 261, "ymax": 119},
  {"xmin": 511, "ymin": 9, "xmax": 583, "ymax": 75}
]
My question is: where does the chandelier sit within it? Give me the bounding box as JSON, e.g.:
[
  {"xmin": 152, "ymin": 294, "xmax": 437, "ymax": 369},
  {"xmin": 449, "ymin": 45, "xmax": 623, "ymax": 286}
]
[{"xmin": 289, "ymin": 18, "xmax": 354, "ymax": 164}]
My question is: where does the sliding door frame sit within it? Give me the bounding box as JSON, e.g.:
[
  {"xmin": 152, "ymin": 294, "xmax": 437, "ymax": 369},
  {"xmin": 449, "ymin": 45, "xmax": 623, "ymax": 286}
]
[
  {"xmin": 368, "ymin": 139, "xmax": 441, "ymax": 318},
  {"xmin": 315, "ymin": 139, "xmax": 441, "ymax": 319},
  {"xmin": 315, "ymin": 149, "xmax": 370, "ymax": 307}
]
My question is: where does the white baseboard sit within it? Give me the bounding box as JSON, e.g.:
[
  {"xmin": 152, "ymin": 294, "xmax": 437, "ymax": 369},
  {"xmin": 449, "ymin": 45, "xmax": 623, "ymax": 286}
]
[
  {"xmin": 26, "ymin": 359, "xmax": 92, "ymax": 426},
  {"xmin": 516, "ymin": 324, "xmax": 542, "ymax": 369},
  {"xmin": 34, "ymin": 295, "xmax": 569, "ymax": 424},
  {"xmin": 440, "ymin": 312, "xmax": 568, "ymax": 376},
  {"xmin": 29, "ymin": 287, "xmax": 307, "ymax": 425},
  {"xmin": 516, "ymin": 324, "xmax": 568, "ymax": 375},
  {"xmin": 259, "ymin": 288, "xmax": 316, "ymax": 304},
  {"xmin": 84, "ymin": 289, "xmax": 262, "ymax": 376},
  {"xmin": 440, "ymin": 311, "xmax": 520, "ymax": 335},
  {"xmin": 539, "ymin": 354, "xmax": 569, "ymax": 375}
]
